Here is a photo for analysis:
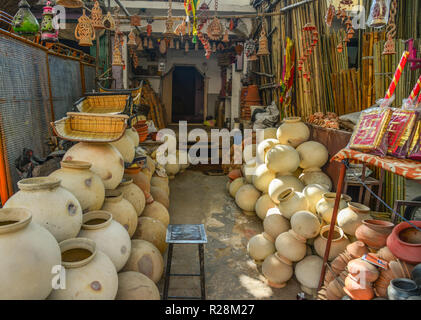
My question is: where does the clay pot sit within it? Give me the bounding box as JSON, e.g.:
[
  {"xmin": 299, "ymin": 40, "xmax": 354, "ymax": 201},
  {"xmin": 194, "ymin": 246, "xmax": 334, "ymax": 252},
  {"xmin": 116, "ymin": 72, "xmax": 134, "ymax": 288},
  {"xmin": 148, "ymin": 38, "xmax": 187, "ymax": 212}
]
[
  {"xmin": 142, "ymin": 201, "xmax": 170, "ymax": 227},
  {"xmin": 247, "ymin": 232, "xmax": 276, "ymax": 265},
  {"xmin": 63, "ymin": 142, "xmax": 124, "ymax": 189},
  {"xmin": 229, "ymin": 177, "xmax": 246, "ymax": 198},
  {"xmin": 388, "ymin": 278, "xmax": 420, "ymax": 300},
  {"xmin": 302, "ymin": 184, "xmax": 329, "ymax": 214},
  {"xmin": 299, "ymin": 168, "xmax": 332, "ymax": 191},
  {"xmin": 316, "ymin": 192, "xmax": 348, "ymax": 224},
  {"xmin": 290, "ymin": 210, "xmax": 321, "ymax": 239},
  {"xmin": 101, "ymin": 190, "xmax": 138, "ymax": 238},
  {"xmin": 296, "ymin": 141, "xmax": 329, "ymax": 170},
  {"xmin": 110, "ymin": 134, "xmax": 135, "ymax": 163},
  {"xmin": 374, "ymin": 260, "xmax": 414, "ymax": 297},
  {"xmin": 276, "ymin": 188, "xmax": 308, "ymax": 220},
  {"xmin": 4, "ymin": 177, "xmax": 83, "ymax": 242},
  {"xmin": 355, "ymin": 219, "xmax": 394, "ymax": 250},
  {"xmin": 255, "ymin": 194, "xmax": 278, "ymax": 220},
  {"xmin": 263, "ymin": 209, "xmax": 291, "ymax": 240},
  {"xmin": 295, "ymin": 255, "xmax": 324, "ymax": 293},
  {"xmin": 49, "ymin": 161, "xmax": 105, "ymax": 213},
  {"xmin": 116, "ymin": 271, "xmax": 160, "ymax": 300},
  {"xmin": 347, "ymin": 258, "xmax": 379, "ymax": 283},
  {"xmin": 326, "ymin": 279, "xmax": 345, "ymax": 300},
  {"xmin": 124, "ymin": 168, "xmax": 151, "ymax": 197},
  {"xmin": 256, "ymin": 139, "xmax": 280, "ymax": 164},
  {"xmin": 276, "ymin": 117, "xmax": 310, "ymax": 148},
  {"xmin": 150, "ymin": 186, "xmax": 170, "ymax": 209},
  {"xmin": 338, "ymin": 202, "xmax": 372, "ymax": 236},
  {"xmin": 235, "ymin": 184, "xmax": 261, "ymax": 212},
  {"xmin": 133, "ymin": 217, "xmax": 167, "ymax": 254},
  {"xmin": 262, "ymin": 253, "xmax": 293, "ymax": 288},
  {"xmin": 386, "ymin": 220, "xmax": 421, "ymax": 264},
  {"xmin": 331, "ymin": 251, "xmax": 353, "ymax": 274},
  {"xmin": 346, "ymin": 241, "xmax": 369, "ymax": 259},
  {"xmin": 252, "ymin": 164, "xmax": 276, "ymax": 193},
  {"xmin": 123, "ymin": 239, "xmax": 164, "ymax": 283},
  {"xmin": 78, "ymin": 211, "xmax": 131, "ymax": 272},
  {"xmin": 268, "ymin": 175, "xmax": 305, "ymax": 204},
  {"xmin": 376, "ymin": 246, "xmax": 397, "ymax": 262},
  {"xmin": 228, "ymin": 169, "xmax": 242, "ymax": 181},
  {"xmin": 314, "ymin": 225, "xmax": 350, "ymax": 261},
  {"xmin": 265, "ymin": 145, "xmax": 300, "ymax": 175},
  {"xmin": 116, "ymin": 178, "xmax": 146, "ymax": 216},
  {"xmin": 344, "ymin": 274, "xmax": 374, "ymax": 300},
  {"xmin": 263, "ymin": 127, "xmax": 278, "ymax": 140},
  {"xmin": 151, "ymin": 176, "xmax": 170, "ymax": 196},
  {"xmin": 165, "ymin": 162, "xmax": 180, "ymax": 178},
  {"xmin": 242, "ymin": 159, "xmax": 257, "ymax": 184},
  {"xmin": 48, "ymin": 238, "xmax": 118, "ymax": 300},
  {"xmin": 126, "ymin": 127, "xmax": 140, "ymax": 147},
  {"xmin": 0, "ymin": 208, "xmax": 61, "ymax": 299},
  {"xmin": 412, "ymin": 264, "xmax": 421, "ymax": 288},
  {"xmin": 275, "ymin": 230, "xmax": 307, "ymax": 263},
  {"xmin": 146, "ymin": 156, "xmax": 156, "ymax": 175}
]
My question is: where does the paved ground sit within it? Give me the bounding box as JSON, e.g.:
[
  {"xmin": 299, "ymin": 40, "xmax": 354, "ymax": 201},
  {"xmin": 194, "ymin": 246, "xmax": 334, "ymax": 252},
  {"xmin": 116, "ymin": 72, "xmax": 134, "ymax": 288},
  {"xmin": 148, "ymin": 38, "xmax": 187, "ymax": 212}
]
[{"xmin": 157, "ymin": 169, "xmax": 300, "ymax": 300}]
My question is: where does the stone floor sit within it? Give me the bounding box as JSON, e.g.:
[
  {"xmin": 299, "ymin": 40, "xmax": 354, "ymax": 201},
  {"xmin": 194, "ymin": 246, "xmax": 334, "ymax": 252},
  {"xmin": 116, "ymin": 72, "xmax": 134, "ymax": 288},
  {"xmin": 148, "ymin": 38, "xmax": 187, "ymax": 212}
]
[{"xmin": 157, "ymin": 169, "xmax": 301, "ymax": 300}]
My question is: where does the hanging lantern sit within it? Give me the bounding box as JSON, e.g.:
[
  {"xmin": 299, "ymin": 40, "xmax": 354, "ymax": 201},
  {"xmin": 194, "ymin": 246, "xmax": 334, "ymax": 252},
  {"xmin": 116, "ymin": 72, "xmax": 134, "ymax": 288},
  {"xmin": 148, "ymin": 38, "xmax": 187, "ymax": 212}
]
[
  {"xmin": 128, "ymin": 29, "xmax": 137, "ymax": 46},
  {"xmin": 74, "ymin": 9, "xmax": 95, "ymax": 47},
  {"xmin": 257, "ymin": 28, "xmax": 269, "ymax": 56},
  {"xmin": 12, "ymin": 0, "xmax": 40, "ymax": 37},
  {"xmin": 103, "ymin": 11, "xmax": 115, "ymax": 31},
  {"xmin": 222, "ymin": 29, "xmax": 229, "ymax": 43},
  {"xmin": 207, "ymin": 17, "xmax": 223, "ymax": 41},
  {"xmin": 56, "ymin": 0, "xmax": 83, "ymax": 8},
  {"xmin": 137, "ymin": 37, "xmax": 143, "ymax": 51},
  {"xmin": 174, "ymin": 21, "xmax": 187, "ymax": 37},
  {"xmin": 159, "ymin": 39, "xmax": 167, "ymax": 54},
  {"xmin": 90, "ymin": 0, "xmax": 104, "ymax": 29},
  {"xmin": 41, "ymin": 1, "xmax": 58, "ymax": 42},
  {"xmin": 130, "ymin": 15, "xmax": 141, "ymax": 27},
  {"xmin": 148, "ymin": 38, "xmax": 154, "ymax": 49},
  {"xmin": 112, "ymin": 34, "xmax": 124, "ymax": 66}
]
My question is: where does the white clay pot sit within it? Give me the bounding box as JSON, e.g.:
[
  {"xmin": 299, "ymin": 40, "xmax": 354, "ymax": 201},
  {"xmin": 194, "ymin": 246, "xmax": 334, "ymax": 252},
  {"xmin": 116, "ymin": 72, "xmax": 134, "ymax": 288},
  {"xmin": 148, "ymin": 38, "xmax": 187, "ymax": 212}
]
[
  {"xmin": 123, "ymin": 239, "xmax": 164, "ymax": 283},
  {"xmin": 229, "ymin": 177, "xmax": 246, "ymax": 198},
  {"xmin": 63, "ymin": 142, "xmax": 124, "ymax": 190},
  {"xmin": 263, "ymin": 127, "xmax": 278, "ymax": 140},
  {"xmin": 290, "ymin": 210, "xmax": 321, "ymax": 239},
  {"xmin": 265, "ymin": 144, "xmax": 300, "ymax": 175},
  {"xmin": 252, "ymin": 164, "xmax": 276, "ymax": 193},
  {"xmin": 142, "ymin": 201, "xmax": 170, "ymax": 227},
  {"xmin": 299, "ymin": 168, "xmax": 332, "ymax": 191},
  {"xmin": 276, "ymin": 188, "xmax": 308, "ymax": 220},
  {"xmin": 263, "ymin": 208, "xmax": 291, "ymax": 240},
  {"xmin": 4, "ymin": 177, "xmax": 83, "ymax": 242},
  {"xmin": 302, "ymin": 184, "xmax": 329, "ymax": 214},
  {"xmin": 116, "ymin": 178, "xmax": 146, "ymax": 216},
  {"xmin": 255, "ymin": 194, "xmax": 278, "ymax": 220},
  {"xmin": 116, "ymin": 271, "xmax": 160, "ymax": 300},
  {"xmin": 0, "ymin": 208, "xmax": 61, "ymax": 299},
  {"xmin": 235, "ymin": 184, "xmax": 261, "ymax": 212},
  {"xmin": 316, "ymin": 192, "xmax": 349, "ymax": 224},
  {"xmin": 337, "ymin": 202, "xmax": 372, "ymax": 236},
  {"xmin": 268, "ymin": 175, "xmax": 305, "ymax": 204},
  {"xmin": 296, "ymin": 141, "xmax": 329, "ymax": 170},
  {"xmin": 276, "ymin": 117, "xmax": 310, "ymax": 148},
  {"xmin": 78, "ymin": 211, "xmax": 131, "ymax": 272},
  {"xmin": 48, "ymin": 238, "xmax": 118, "ymax": 300},
  {"xmin": 275, "ymin": 230, "xmax": 307, "ymax": 263},
  {"xmin": 110, "ymin": 134, "xmax": 135, "ymax": 164},
  {"xmin": 126, "ymin": 128, "xmax": 140, "ymax": 147},
  {"xmin": 133, "ymin": 217, "xmax": 167, "ymax": 254},
  {"xmin": 247, "ymin": 232, "xmax": 276, "ymax": 265},
  {"xmin": 257, "ymin": 139, "xmax": 280, "ymax": 164},
  {"xmin": 262, "ymin": 252, "xmax": 293, "ymax": 288},
  {"xmin": 295, "ymin": 255, "xmax": 324, "ymax": 292},
  {"xmin": 314, "ymin": 225, "xmax": 350, "ymax": 261}
]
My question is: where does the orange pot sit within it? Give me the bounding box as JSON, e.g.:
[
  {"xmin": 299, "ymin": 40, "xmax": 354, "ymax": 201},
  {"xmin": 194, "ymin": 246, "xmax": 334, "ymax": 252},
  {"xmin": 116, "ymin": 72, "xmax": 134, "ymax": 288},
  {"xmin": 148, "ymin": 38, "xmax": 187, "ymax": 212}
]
[
  {"xmin": 355, "ymin": 219, "xmax": 394, "ymax": 250},
  {"xmin": 344, "ymin": 275, "xmax": 374, "ymax": 300}
]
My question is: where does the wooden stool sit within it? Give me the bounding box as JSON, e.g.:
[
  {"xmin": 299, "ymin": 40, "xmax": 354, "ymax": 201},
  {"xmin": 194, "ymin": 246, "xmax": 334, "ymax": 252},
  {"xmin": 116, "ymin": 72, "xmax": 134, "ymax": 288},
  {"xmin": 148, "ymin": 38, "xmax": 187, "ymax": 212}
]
[{"xmin": 163, "ymin": 224, "xmax": 207, "ymax": 300}]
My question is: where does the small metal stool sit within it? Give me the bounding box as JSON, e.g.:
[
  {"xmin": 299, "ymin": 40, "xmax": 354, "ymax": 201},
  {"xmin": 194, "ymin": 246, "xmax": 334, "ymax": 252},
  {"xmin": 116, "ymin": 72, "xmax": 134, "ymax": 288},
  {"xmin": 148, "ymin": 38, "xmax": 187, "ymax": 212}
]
[{"xmin": 163, "ymin": 224, "xmax": 207, "ymax": 300}]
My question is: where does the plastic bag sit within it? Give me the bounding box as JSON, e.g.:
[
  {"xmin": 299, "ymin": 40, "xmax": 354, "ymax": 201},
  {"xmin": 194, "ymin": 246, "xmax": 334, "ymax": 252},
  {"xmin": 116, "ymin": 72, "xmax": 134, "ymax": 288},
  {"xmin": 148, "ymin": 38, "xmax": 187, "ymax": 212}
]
[
  {"xmin": 386, "ymin": 109, "xmax": 419, "ymax": 158},
  {"xmin": 367, "ymin": 0, "xmax": 392, "ymax": 29},
  {"xmin": 253, "ymin": 101, "xmax": 280, "ymax": 130}
]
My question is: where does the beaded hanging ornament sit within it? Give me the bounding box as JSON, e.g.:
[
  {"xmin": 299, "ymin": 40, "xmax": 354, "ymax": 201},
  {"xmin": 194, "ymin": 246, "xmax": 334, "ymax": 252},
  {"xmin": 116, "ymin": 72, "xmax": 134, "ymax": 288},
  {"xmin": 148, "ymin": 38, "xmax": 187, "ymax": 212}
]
[
  {"xmin": 74, "ymin": 9, "xmax": 95, "ymax": 46},
  {"xmin": 382, "ymin": 0, "xmax": 397, "ymax": 55},
  {"xmin": 297, "ymin": 23, "xmax": 319, "ymax": 81},
  {"xmin": 207, "ymin": 0, "xmax": 223, "ymax": 41},
  {"xmin": 102, "ymin": 11, "xmax": 115, "ymax": 31},
  {"xmin": 91, "ymin": 0, "xmax": 104, "ymax": 29}
]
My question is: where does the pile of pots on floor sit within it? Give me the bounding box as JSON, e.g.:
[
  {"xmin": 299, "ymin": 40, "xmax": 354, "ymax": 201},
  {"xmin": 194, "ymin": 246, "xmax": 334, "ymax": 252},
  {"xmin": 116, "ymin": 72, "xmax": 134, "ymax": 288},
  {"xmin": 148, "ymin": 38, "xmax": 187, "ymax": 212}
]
[
  {"xmin": 226, "ymin": 117, "xmax": 421, "ymax": 300},
  {"xmin": 0, "ymin": 127, "xmax": 175, "ymax": 300}
]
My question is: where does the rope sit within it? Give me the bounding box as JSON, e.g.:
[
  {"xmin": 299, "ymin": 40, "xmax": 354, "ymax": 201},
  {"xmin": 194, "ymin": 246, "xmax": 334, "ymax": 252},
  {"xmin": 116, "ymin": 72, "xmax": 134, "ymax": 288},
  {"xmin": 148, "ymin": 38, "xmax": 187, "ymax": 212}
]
[{"xmin": 343, "ymin": 160, "xmax": 421, "ymax": 232}]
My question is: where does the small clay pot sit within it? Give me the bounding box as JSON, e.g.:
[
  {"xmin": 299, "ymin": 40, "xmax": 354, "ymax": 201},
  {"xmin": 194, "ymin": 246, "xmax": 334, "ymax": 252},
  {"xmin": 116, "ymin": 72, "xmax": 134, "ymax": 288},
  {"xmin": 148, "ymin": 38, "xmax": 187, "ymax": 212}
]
[
  {"xmin": 347, "ymin": 258, "xmax": 379, "ymax": 283},
  {"xmin": 355, "ymin": 219, "xmax": 394, "ymax": 250},
  {"xmin": 386, "ymin": 220, "xmax": 421, "ymax": 264},
  {"xmin": 344, "ymin": 274, "xmax": 374, "ymax": 300},
  {"xmin": 346, "ymin": 241, "xmax": 369, "ymax": 259},
  {"xmin": 388, "ymin": 278, "xmax": 420, "ymax": 300}
]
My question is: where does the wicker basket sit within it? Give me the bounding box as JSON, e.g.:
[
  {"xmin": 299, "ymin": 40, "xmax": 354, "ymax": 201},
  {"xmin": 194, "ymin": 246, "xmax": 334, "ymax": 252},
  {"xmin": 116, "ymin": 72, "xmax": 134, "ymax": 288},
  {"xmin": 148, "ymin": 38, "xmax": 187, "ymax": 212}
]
[
  {"xmin": 51, "ymin": 112, "xmax": 129, "ymax": 143},
  {"xmin": 73, "ymin": 93, "xmax": 132, "ymax": 114},
  {"xmin": 98, "ymin": 84, "xmax": 143, "ymax": 106}
]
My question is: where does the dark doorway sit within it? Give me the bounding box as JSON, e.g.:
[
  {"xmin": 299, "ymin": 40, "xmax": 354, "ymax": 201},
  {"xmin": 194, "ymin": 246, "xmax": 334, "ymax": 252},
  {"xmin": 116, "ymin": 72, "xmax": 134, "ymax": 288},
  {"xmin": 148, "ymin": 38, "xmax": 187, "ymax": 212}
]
[{"xmin": 172, "ymin": 66, "xmax": 204, "ymax": 123}]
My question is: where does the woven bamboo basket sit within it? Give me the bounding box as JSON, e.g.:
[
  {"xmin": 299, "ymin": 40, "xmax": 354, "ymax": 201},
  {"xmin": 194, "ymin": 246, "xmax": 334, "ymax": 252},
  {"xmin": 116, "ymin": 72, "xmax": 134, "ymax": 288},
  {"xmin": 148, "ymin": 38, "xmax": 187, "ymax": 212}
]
[
  {"xmin": 73, "ymin": 93, "xmax": 132, "ymax": 114},
  {"xmin": 98, "ymin": 82, "xmax": 143, "ymax": 106},
  {"xmin": 51, "ymin": 112, "xmax": 129, "ymax": 143}
]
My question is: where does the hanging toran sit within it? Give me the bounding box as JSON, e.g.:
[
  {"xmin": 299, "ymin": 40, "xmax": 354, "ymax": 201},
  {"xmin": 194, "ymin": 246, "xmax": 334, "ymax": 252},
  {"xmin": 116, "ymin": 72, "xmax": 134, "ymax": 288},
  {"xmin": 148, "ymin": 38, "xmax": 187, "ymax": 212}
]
[
  {"xmin": 74, "ymin": 9, "xmax": 95, "ymax": 46},
  {"xmin": 256, "ymin": 19, "xmax": 269, "ymax": 56},
  {"xmin": 383, "ymin": 0, "xmax": 397, "ymax": 55},
  {"xmin": 207, "ymin": 0, "xmax": 223, "ymax": 41},
  {"xmin": 90, "ymin": 0, "xmax": 104, "ymax": 29},
  {"xmin": 184, "ymin": 0, "xmax": 200, "ymax": 42},
  {"xmin": 297, "ymin": 23, "xmax": 318, "ymax": 81},
  {"xmin": 103, "ymin": 11, "xmax": 115, "ymax": 31}
]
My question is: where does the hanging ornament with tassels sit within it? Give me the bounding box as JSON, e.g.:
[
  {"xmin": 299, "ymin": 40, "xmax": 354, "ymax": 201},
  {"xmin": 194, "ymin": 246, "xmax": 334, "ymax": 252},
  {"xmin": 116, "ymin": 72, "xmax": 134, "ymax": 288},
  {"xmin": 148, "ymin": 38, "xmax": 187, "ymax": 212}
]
[
  {"xmin": 256, "ymin": 20, "xmax": 269, "ymax": 56},
  {"xmin": 90, "ymin": 0, "xmax": 104, "ymax": 29},
  {"xmin": 184, "ymin": 0, "xmax": 201, "ymax": 43},
  {"xmin": 207, "ymin": 0, "xmax": 222, "ymax": 41},
  {"xmin": 164, "ymin": 0, "xmax": 175, "ymax": 39},
  {"xmin": 382, "ymin": 0, "xmax": 397, "ymax": 55},
  {"xmin": 74, "ymin": 9, "xmax": 95, "ymax": 46},
  {"xmin": 297, "ymin": 23, "xmax": 318, "ymax": 81}
]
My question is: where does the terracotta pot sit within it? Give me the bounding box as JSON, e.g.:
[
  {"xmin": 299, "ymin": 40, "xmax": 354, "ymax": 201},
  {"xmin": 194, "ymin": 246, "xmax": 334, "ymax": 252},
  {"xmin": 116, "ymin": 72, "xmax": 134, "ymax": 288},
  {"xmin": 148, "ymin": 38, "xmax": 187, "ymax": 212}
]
[
  {"xmin": 252, "ymin": 164, "xmax": 276, "ymax": 193},
  {"xmin": 151, "ymin": 176, "xmax": 170, "ymax": 196},
  {"xmin": 290, "ymin": 210, "xmax": 321, "ymax": 239},
  {"xmin": 356, "ymin": 219, "xmax": 394, "ymax": 250},
  {"xmin": 263, "ymin": 209, "xmax": 291, "ymax": 240},
  {"xmin": 245, "ymin": 85, "xmax": 260, "ymax": 103},
  {"xmin": 331, "ymin": 251, "xmax": 353, "ymax": 274},
  {"xmin": 386, "ymin": 220, "xmax": 421, "ymax": 264},
  {"xmin": 338, "ymin": 202, "xmax": 372, "ymax": 236},
  {"xmin": 256, "ymin": 139, "xmax": 280, "ymax": 164},
  {"xmin": 314, "ymin": 225, "xmax": 350, "ymax": 261},
  {"xmin": 133, "ymin": 217, "xmax": 167, "ymax": 254},
  {"xmin": 247, "ymin": 232, "xmax": 275, "ymax": 264},
  {"xmin": 347, "ymin": 258, "xmax": 380, "ymax": 283},
  {"xmin": 276, "ymin": 188, "xmax": 308, "ymax": 220},
  {"xmin": 126, "ymin": 128, "xmax": 140, "ymax": 147},
  {"xmin": 265, "ymin": 145, "xmax": 300, "ymax": 175},
  {"xmin": 302, "ymin": 184, "xmax": 329, "ymax": 214},
  {"xmin": 123, "ymin": 239, "xmax": 164, "ymax": 283},
  {"xmin": 388, "ymin": 278, "xmax": 420, "ymax": 300},
  {"xmin": 346, "ymin": 241, "xmax": 369, "ymax": 259},
  {"xmin": 235, "ymin": 184, "xmax": 261, "ymax": 212},
  {"xmin": 229, "ymin": 177, "xmax": 246, "ymax": 198},
  {"xmin": 4, "ymin": 177, "xmax": 83, "ymax": 242},
  {"xmin": 150, "ymin": 186, "xmax": 169, "ymax": 209},
  {"xmin": 344, "ymin": 274, "xmax": 374, "ymax": 300},
  {"xmin": 326, "ymin": 279, "xmax": 343, "ymax": 300},
  {"xmin": 277, "ymin": 117, "xmax": 310, "ymax": 148},
  {"xmin": 116, "ymin": 271, "xmax": 160, "ymax": 300},
  {"xmin": 316, "ymin": 192, "xmax": 348, "ymax": 224},
  {"xmin": 79, "ymin": 211, "xmax": 131, "ymax": 272},
  {"xmin": 110, "ymin": 134, "xmax": 135, "ymax": 163},
  {"xmin": 295, "ymin": 255, "xmax": 324, "ymax": 291},
  {"xmin": 49, "ymin": 161, "xmax": 105, "ymax": 213},
  {"xmin": 255, "ymin": 194, "xmax": 278, "ymax": 220},
  {"xmin": 101, "ymin": 190, "xmax": 138, "ymax": 238},
  {"xmin": 124, "ymin": 168, "xmax": 151, "ymax": 200},
  {"xmin": 376, "ymin": 246, "xmax": 396, "ymax": 262},
  {"xmin": 0, "ymin": 208, "xmax": 61, "ymax": 299},
  {"xmin": 63, "ymin": 142, "xmax": 124, "ymax": 189},
  {"xmin": 48, "ymin": 238, "xmax": 118, "ymax": 300},
  {"xmin": 275, "ymin": 230, "xmax": 307, "ymax": 263},
  {"xmin": 142, "ymin": 201, "xmax": 170, "ymax": 227},
  {"xmin": 268, "ymin": 175, "xmax": 305, "ymax": 204},
  {"xmin": 228, "ymin": 169, "xmax": 242, "ymax": 181},
  {"xmin": 374, "ymin": 260, "xmax": 414, "ymax": 297},
  {"xmin": 299, "ymin": 168, "xmax": 332, "ymax": 191},
  {"xmin": 262, "ymin": 253, "xmax": 293, "ymax": 288},
  {"xmin": 296, "ymin": 141, "xmax": 329, "ymax": 170},
  {"xmin": 116, "ymin": 178, "xmax": 146, "ymax": 216}
]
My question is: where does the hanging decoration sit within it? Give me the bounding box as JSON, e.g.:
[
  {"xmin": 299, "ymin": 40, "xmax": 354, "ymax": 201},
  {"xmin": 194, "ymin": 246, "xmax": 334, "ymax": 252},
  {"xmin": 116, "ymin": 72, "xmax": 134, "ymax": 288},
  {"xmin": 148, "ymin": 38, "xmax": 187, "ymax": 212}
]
[
  {"xmin": 297, "ymin": 23, "xmax": 318, "ymax": 81},
  {"xmin": 56, "ymin": 0, "xmax": 83, "ymax": 8},
  {"xmin": 90, "ymin": 0, "xmax": 104, "ymax": 30},
  {"xmin": 74, "ymin": 9, "xmax": 95, "ymax": 47},
  {"xmin": 12, "ymin": 0, "xmax": 40, "ymax": 37},
  {"xmin": 103, "ymin": 11, "xmax": 115, "ymax": 31},
  {"xmin": 174, "ymin": 20, "xmax": 187, "ymax": 37},
  {"xmin": 212, "ymin": 42, "xmax": 217, "ymax": 53},
  {"xmin": 184, "ymin": 0, "xmax": 201, "ymax": 42},
  {"xmin": 256, "ymin": 20, "xmax": 269, "ymax": 56},
  {"xmin": 169, "ymin": 38, "xmax": 175, "ymax": 49},
  {"xmin": 185, "ymin": 40, "xmax": 189, "ymax": 53},
  {"xmin": 148, "ymin": 38, "xmax": 154, "ymax": 49},
  {"xmin": 130, "ymin": 15, "xmax": 141, "ymax": 27},
  {"xmin": 279, "ymin": 37, "xmax": 295, "ymax": 114},
  {"xmin": 146, "ymin": 19, "xmax": 153, "ymax": 37},
  {"xmin": 129, "ymin": 48, "xmax": 139, "ymax": 69},
  {"xmin": 325, "ymin": 2, "xmax": 335, "ymax": 28},
  {"xmin": 164, "ymin": 0, "xmax": 175, "ymax": 39},
  {"xmin": 197, "ymin": 22, "xmax": 212, "ymax": 59},
  {"xmin": 367, "ymin": 0, "xmax": 392, "ymax": 28},
  {"xmin": 195, "ymin": 41, "xmax": 199, "ymax": 51},
  {"xmin": 112, "ymin": 33, "xmax": 124, "ymax": 66},
  {"xmin": 245, "ymin": 39, "xmax": 257, "ymax": 60},
  {"xmin": 144, "ymin": 37, "xmax": 148, "ymax": 47},
  {"xmin": 41, "ymin": 1, "xmax": 58, "ymax": 42},
  {"xmin": 382, "ymin": 0, "xmax": 398, "ymax": 55},
  {"xmin": 222, "ymin": 29, "xmax": 229, "ymax": 43},
  {"xmin": 207, "ymin": 0, "xmax": 223, "ymax": 41},
  {"xmin": 335, "ymin": 2, "xmax": 353, "ymax": 53},
  {"xmin": 137, "ymin": 37, "xmax": 143, "ymax": 51},
  {"xmin": 128, "ymin": 29, "xmax": 137, "ymax": 46},
  {"xmin": 176, "ymin": 40, "xmax": 180, "ymax": 50},
  {"xmin": 159, "ymin": 39, "xmax": 167, "ymax": 54}
]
